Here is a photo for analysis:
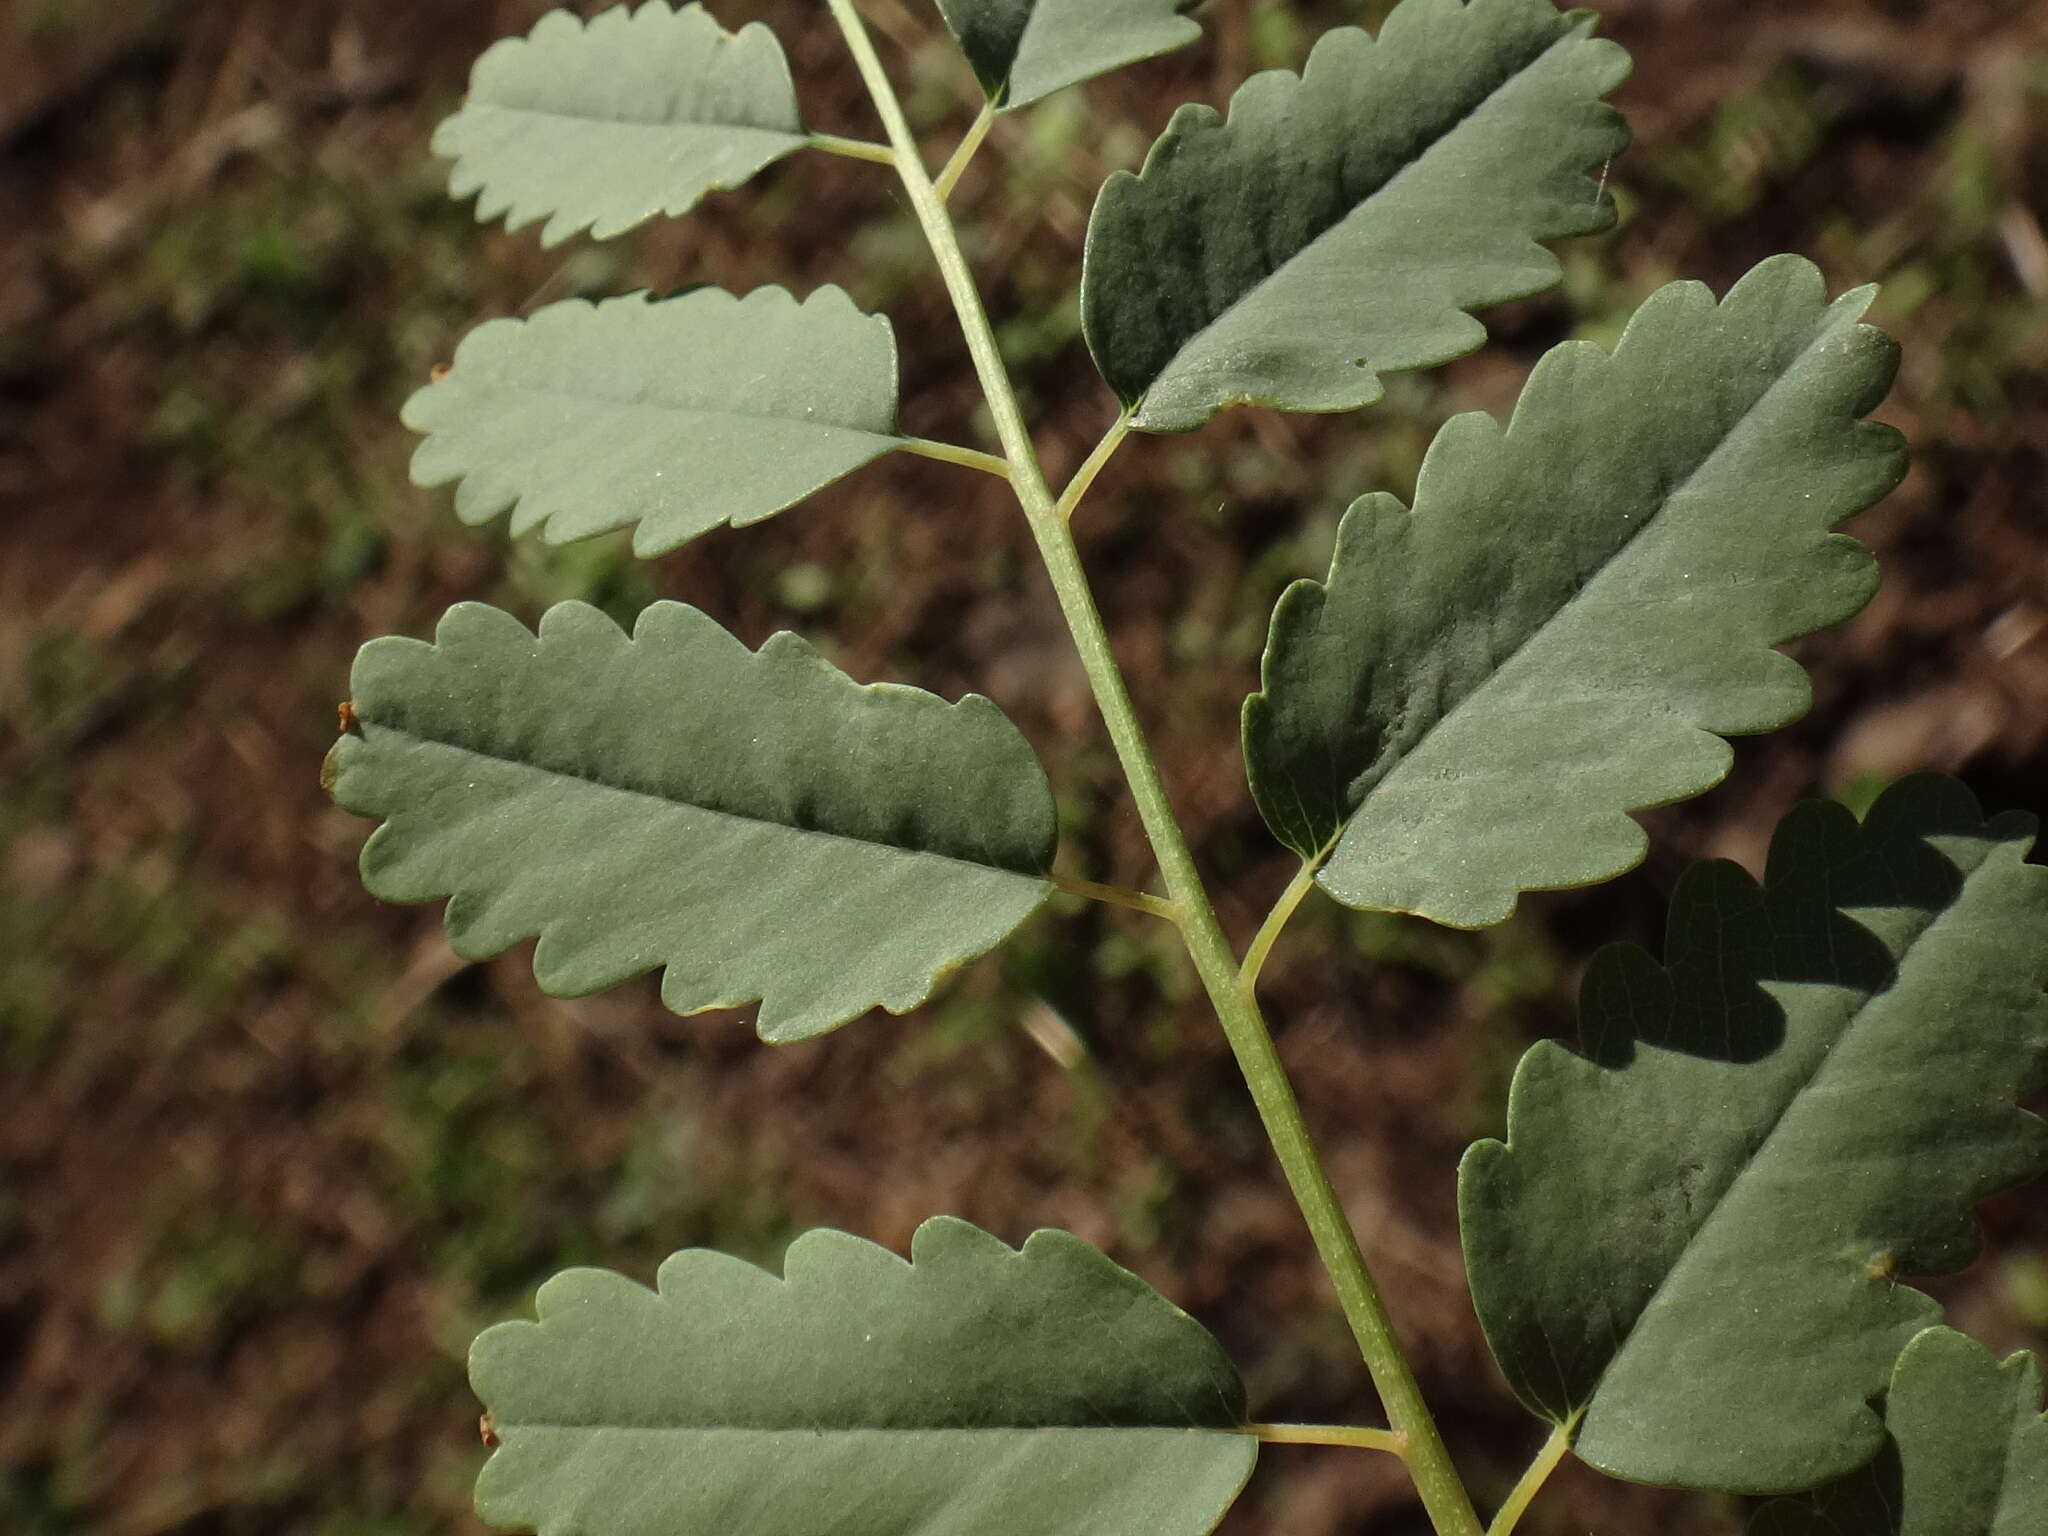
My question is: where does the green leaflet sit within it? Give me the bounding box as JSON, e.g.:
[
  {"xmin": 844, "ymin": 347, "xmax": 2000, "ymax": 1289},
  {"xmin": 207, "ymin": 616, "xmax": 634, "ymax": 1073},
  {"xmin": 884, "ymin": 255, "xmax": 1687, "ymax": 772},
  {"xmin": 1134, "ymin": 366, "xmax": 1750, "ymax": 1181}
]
[
  {"xmin": 932, "ymin": 0, "xmax": 1202, "ymax": 110},
  {"xmin": 403, "ymin": 287, "xmax": 901, "ymax": 557},
  {"xmin": 1081, "ymin": 0, "xmax": 1629, "ymax": 432},
  {"xmin": 1244, "ymin": 256, "xmax": 1905, "ymax": 927},
  {"xmin": 1459, "ymin": 776, "xmax": 2048, "ymax": 1494},
  {"xmin": 472, "ymin": 1217, "xmax": 1256, "ymax": 1536},
  {"xmin": 1751, "ymin": 1328, "xmax": 2048, "ymax": 1536},
  {"xmin": 435, "ymin": 3, "xmax": 807, "ymax": 247},
  {"xmin": 324, "ymin": 602, "xmax": 1056, "ymax": 1042}
]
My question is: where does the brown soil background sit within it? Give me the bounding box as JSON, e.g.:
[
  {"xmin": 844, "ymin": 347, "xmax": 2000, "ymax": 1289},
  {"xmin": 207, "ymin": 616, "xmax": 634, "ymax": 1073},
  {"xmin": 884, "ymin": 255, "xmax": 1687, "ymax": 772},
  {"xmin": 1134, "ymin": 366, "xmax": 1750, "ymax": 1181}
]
[{"xmin": 2, "ymin": 1, "xmax": 2046, "ymax": 1532}]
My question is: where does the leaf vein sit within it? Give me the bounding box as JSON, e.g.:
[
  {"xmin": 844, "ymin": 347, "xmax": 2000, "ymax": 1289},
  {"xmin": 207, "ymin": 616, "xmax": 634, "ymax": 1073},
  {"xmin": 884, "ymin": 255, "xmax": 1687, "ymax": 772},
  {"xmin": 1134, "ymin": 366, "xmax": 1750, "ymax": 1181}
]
[{"xmin": 370, "ymin": 726, "xmax": 1047, "ymax": 882}]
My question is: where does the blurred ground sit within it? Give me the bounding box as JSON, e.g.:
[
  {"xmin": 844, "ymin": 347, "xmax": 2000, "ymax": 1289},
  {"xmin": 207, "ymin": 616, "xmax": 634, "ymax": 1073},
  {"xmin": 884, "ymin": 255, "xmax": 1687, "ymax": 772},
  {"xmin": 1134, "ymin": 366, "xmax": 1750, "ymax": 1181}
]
[{"xmin": 2, "ymin": 0, "xmax": 2046, "ymax": 1532}]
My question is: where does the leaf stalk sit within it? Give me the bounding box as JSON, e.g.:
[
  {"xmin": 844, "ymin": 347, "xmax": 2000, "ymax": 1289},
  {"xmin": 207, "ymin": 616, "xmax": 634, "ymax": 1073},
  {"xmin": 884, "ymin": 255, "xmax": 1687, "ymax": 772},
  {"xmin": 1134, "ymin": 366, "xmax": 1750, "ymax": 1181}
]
[
  {"xmin": 1050, "ymin": 871, "xmax": 1182, "ymax": 923},
  {"xmin": 1247, "ymin": 1422, "xmax": 1408, "ymax": 1456},
  {"xmin": 935, "ymin": 100, "xmax": 997, "ymax": 199},
  {"xmin": 820, "ymin": 5, "xmax": 1483, "ymax": 1533},
  {"xmin": 901, "ymin": 437, "xmax": 1013, "ymax": 478},
  {"xmin": 1241, "ymin": 855, "xmax": 1321, "ymax": 993},
  {"xmin": 1486, "ymin": 1420, "xmax": 1574, "ymax": 1536},
  {"xmin": 1054, "ymin": 409, "xmax": 1135, "ymax": 523},
  {"xmin": 807, "ymin": 131, "xmax": 897, "ymax": 165}
]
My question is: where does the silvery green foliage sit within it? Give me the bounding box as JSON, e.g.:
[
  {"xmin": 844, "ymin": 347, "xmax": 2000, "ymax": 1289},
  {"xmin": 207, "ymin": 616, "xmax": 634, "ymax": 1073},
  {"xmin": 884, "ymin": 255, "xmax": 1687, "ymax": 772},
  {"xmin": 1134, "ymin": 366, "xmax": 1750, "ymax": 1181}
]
[
  {"xmin": 1245, "ymin": 257, "xmax": 1904, "ymax": 928},
  {"xmin": 330, "ymin": 2, "xmax": 2048, "ymax": 1531},
  {"xmin": 403, "ymin": 287, "xmax": 903, "ymax": 556},
  {"xmin": 1083, "ymin": 0, "xmax": 1629, "ymax": 431},
  {"xmin": 472, "ymin": 1219, "xmax": 1255, "ymax": 1536},
  {"xmin": 329, "ymin": 602, "xmax": 1055, "ymax": 1043},
  {"xmin": 1751, "ymin": 1328, "xmax": 2048, "ymax": 1536},
  {"xmin": 931, "ymin": 0, "xmax": 1202, "ymax": 109},
  {"xmin": 435, "ymin": 3, "xmax": 809, "ymax": 246},
  {"xmin": 1461, "ymin": 777, "xmax": 2048, "ymax": 1492}
]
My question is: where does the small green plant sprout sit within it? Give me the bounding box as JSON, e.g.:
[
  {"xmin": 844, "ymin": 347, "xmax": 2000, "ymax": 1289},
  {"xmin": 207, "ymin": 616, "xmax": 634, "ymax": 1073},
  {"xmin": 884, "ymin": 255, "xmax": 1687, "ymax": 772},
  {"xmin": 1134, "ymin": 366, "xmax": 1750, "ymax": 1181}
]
[{"xmin": 324, "ymin": 2, "xmax": 2048, "ymax": 1532}]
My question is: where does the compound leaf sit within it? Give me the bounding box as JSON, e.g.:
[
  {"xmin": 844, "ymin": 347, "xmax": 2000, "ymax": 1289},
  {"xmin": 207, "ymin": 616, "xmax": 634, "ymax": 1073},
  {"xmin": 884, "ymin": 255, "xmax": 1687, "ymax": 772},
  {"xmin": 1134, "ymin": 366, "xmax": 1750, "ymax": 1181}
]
[
  {"xmin": 1245, "ymin": 256, "xmax": 1905, "ymax": 927},
  {"xmin": 435, "ymin": 3, "xmax": 807, "ymax": 247},
  {"xmin": 932, "ymin": 0, "xmax": 1202, "ymax": 111},
  {"xmin": 1460, "ymin": 775, "xmax": 2048, "ymax": 1493},
  {"xmin": 1751, "ymin": 1327, "xmax": 2048, "ymax": 1536},
  {"xmin": 404, "ymin": 287, "xmax": 901, "ymax": 558},
  {"xmin": 472, "ymin": 1216, "xmax": 1256, "ymax": 1536},
  {"xmin": 324, "ymin": 602, "xmax": 1056, "ymax": 1042},
  {"xmin": 1081, "ymin": 0, "xmax": 1629, "ymax": 433}
]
